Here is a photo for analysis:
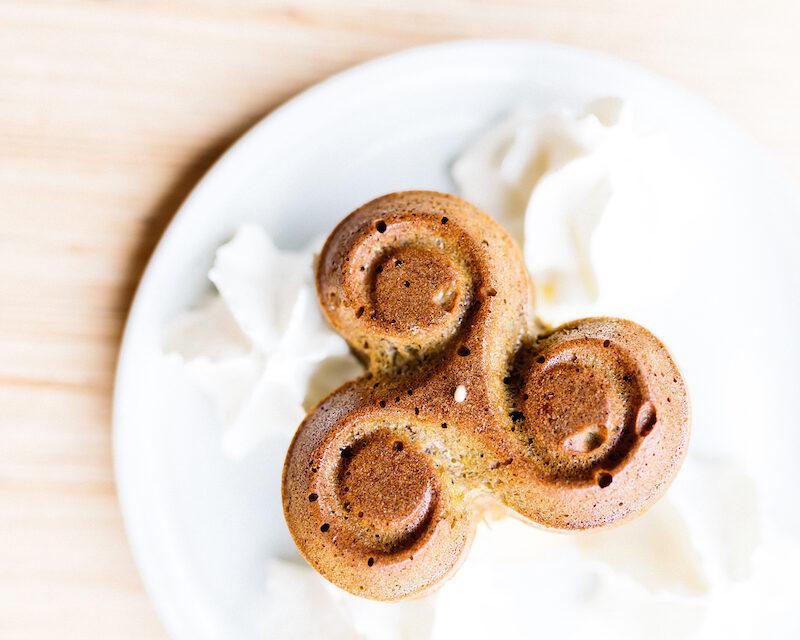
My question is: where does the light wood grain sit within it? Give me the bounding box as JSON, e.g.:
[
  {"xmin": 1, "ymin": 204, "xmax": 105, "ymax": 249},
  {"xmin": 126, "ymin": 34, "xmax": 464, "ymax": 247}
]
[{"xmin": 1, "ymin": 1, "xmax": 798, "ymax": 637}]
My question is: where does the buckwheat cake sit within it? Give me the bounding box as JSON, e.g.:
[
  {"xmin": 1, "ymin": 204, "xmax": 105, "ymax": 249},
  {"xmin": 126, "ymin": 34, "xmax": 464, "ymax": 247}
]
[{"xmin": 282, "ymin": 191, "xmax": 689, "ymax": 600}]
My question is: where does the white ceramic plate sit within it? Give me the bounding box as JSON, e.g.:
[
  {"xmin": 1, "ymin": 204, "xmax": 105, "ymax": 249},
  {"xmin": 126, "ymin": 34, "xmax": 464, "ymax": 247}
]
[{"xmin": 114, "ymin": 40, "xmax": 800, "ymax": 640}]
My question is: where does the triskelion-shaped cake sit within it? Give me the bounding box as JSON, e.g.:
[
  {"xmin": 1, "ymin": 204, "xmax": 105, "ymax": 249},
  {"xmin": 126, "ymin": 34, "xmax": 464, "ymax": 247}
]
[{"xmin": 283, "ymin": 191, "xmax": 689, "ymax": 600}]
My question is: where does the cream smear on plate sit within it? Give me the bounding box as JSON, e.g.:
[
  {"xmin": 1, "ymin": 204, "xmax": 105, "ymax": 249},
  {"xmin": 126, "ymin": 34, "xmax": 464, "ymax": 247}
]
[{"xmin": 162, "ymin": 99, "xmax": 800, "ymax": 639}]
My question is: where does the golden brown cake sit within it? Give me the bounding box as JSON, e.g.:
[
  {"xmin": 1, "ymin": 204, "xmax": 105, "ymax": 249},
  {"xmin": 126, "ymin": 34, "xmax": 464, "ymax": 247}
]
[{"xmin": 282, "ymin": 191, "xmax": 689, "ymax": 600}]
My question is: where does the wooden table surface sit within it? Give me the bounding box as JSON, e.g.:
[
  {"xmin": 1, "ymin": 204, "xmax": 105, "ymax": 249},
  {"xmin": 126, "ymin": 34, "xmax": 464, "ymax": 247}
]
[{"xmin": 1, "ymin": 1, "xmax": 798, "ymax": 637}]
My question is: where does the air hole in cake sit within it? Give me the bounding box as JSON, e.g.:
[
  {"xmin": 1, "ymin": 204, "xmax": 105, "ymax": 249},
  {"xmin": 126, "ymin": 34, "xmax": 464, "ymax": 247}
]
[
  {"xmin": 320, "ymin": 523, "xmax": 330, "ymax": 532},
  {"xmin": 392, "ymin": 441, "xmax": 403, "ymax": 452},
  {"xmin": 441, "ymin": 216, "xmax": 448, "ymax": 224},
  {"xmin": 603, "ymin": 339, "xmax": 611, "ymax": 347},
  {"xmin": 368, "ymin": 558, "xmax": 374, "ymax": 567},
  {"xmin": 375, "ymin": 265, "xmax": 383, "ymax": 273},
  {"xmin": 355, "ymin": 306, "xmax": 364, "ymax": 318},
  {"xmin": 376, "ymin": 221, "xmax": 387, "ymax": 233},
  {"xmin": 457, "ymin": 346, "xmax": 471, "ymax": 357},
  {"xmin": 596, "ymin": 472, "xmax": 613, "ymax": 488},
  {"xmin": 379, "ymin": 400, "xmax": 386, "ymax": 408},
  {"xmin": 536, "ymin": 356, "xmax": 545, "ymax": 364},
  {"xmin": 309, "ymin": 493, "xmax": 318, "ymax": 502}
]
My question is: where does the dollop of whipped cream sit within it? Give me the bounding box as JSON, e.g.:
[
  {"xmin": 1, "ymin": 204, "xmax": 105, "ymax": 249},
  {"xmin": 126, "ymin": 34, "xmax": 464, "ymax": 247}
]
[
  {"xmin": 452, "ymin": 97, "xmax": 684, "ymax": 325},
  {"xmin": 163, "ymin": 225, "xmax": 363, "ymax": 458}
]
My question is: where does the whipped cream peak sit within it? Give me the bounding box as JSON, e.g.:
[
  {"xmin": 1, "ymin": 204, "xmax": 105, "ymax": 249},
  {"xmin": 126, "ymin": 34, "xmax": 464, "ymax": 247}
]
[
  {"xmin": 452, "ymin": 97, "xmax": 684, "ymax": 324},
  {"xmin": 163, "ymin": 225, "xmax": 363, "ymax": 458}
]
